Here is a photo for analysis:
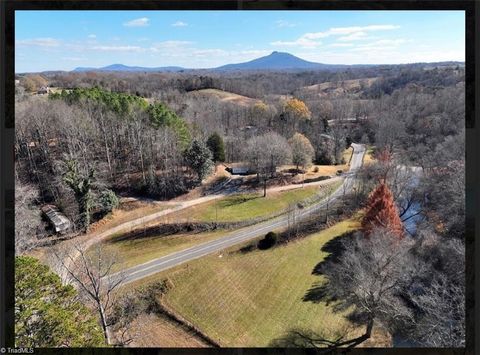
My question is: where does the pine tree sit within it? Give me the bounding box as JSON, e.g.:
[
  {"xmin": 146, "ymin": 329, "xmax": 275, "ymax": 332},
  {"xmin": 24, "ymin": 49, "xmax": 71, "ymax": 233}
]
[
  {"xmin": 362, "ymin": 181, "xmax": 404, "ymax": 238},
  {"xmin": 63, "ymin": 159, "xmax": 94, "ymax": 232},
  {"xmin": 206, "ymin": 132, "xmax": 226, "ymax": 163},
  {"xmin": 184, "ymin": 139, "xmax": 214, "ymax": 182},
  {"xmin": 15, "ymin": 256, "xmax": 105, "ymax": 347}
]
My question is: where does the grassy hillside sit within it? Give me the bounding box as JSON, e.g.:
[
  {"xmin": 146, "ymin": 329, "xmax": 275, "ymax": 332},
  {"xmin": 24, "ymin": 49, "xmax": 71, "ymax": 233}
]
[
  {"xmin": 99, "ymin": 229, "xmax": 227, "ymax": 271},
  {"xmin": 190, "ymin": 88, "xmax": 261, "ymax": 107},
  {"xmin": 172, "ymin": 182, "xmax": 341, "ymax": 223},
  {"xmin": 300, "ymin": 77, "xmax": 379, "ymax": 98},
  {"xmin": 129, "ymin": 217, "xmax": 365, "ymax": 347}
]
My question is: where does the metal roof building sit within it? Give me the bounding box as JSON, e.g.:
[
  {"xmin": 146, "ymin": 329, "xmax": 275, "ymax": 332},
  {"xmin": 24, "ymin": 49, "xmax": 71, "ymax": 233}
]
[{"xmin": 41, "ymin": 205, "xmax": 71, "ymax": 234}]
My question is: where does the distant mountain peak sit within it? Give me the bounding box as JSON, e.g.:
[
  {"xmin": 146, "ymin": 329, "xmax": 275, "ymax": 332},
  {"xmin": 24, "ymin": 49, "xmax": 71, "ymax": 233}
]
[
  {"xmin": 72, "ymin": 52, "xmax": 349, "ymax": 73},
  {"xmin": 215, "ymin": 51, "xmax": 329, "ymax": 71}
]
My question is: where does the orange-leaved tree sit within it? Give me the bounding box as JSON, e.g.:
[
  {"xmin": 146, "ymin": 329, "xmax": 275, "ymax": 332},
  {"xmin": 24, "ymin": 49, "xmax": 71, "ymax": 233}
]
[{"xmin": 361, "ymin": 181, "xmax": 404, "ymax": 238}]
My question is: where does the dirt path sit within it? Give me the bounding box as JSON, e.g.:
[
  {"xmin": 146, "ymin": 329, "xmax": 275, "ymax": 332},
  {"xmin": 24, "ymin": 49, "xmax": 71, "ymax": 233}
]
[{"xmin": 86, "ymin": 176, "xmax": 341, "ymax": 246}]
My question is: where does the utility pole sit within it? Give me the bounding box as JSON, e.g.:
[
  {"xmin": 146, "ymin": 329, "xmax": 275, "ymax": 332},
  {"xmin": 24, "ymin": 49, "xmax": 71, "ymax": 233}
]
[{"xmin": 325, "ymin": 194, "xmax": 330, "ymax": 224}]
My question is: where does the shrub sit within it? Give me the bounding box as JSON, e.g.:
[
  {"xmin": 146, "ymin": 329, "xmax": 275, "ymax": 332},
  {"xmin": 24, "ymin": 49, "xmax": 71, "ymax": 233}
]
[
  {"xmin": 99, "ymin": 189, "xmax": 119, "ymax": 213},
  {"xmin": 258, "ymin": 231, "xmax": 277, "ymax": 250}
]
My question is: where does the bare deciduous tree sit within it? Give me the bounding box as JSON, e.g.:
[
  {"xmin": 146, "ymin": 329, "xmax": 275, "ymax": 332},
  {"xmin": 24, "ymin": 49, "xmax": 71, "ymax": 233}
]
[
  {"xmin": 245, "ymin": 132, "xmax": 292, "ymax": 196},
  {"xmin": 53, "ymin": 242, "xmax": 126, "ymax": 346},
  {"xmin": 305, "ymin": 228, "xmax": 415, "ymax": 347},
  {"xmin": 289, "ymin": 133, "xmax": 315, "ymax": 173},
  {"xmin": 15, "ymin": 176, "xmax": 43, "ymax": 253}
]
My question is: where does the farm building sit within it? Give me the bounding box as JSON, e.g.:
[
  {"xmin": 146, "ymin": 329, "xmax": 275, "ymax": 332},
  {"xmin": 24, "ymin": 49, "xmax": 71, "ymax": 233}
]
[
  {"xmin": 41, "ymin": 205, "xmax": 71, "ymax": 234},
  {"xmin": 225, "ymin": 164, "xmax": 254, "ymax": 176},
  {"xmin": 37, "ymin": 86, "xmax": 50, "ymax": 94}
]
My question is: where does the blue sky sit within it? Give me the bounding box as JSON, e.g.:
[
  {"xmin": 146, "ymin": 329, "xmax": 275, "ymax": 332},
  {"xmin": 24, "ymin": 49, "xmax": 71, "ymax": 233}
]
[{"xmin": 15, "ymin": 10, "xmax": 465, "ymax": 72}]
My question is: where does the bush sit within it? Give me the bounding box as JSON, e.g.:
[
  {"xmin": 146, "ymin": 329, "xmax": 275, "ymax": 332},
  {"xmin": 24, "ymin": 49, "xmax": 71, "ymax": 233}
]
[
  {"xmin": 313, "ymin": 166, "xmax": 319, "ymax": 173},
  {"xmin": 99, "ymin": 189, "xmax": 119, "ymax": 213},
  {"xmin": 258, "ymin": 231, "xmax": 277, "ymax": 250}
]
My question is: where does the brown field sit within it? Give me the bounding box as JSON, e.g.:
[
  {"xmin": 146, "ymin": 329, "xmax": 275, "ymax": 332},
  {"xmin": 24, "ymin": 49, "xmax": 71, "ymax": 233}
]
[
  {"xmin": 128, "ymin": 313, "xmax": 211, "ymax": 347},
  {"xmin": 190, "ymin": 88, "xmax": 261, "ymax": 107},
  {"xmin": 301, "ymin": 77, "xmax": 379, "ymax": 98}
]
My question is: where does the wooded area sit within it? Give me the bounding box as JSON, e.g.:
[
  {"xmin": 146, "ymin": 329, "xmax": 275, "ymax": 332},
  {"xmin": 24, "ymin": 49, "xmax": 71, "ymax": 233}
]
[{"xmin": 14, "ymin": 63, "xmax": 465, "ymax": 348}]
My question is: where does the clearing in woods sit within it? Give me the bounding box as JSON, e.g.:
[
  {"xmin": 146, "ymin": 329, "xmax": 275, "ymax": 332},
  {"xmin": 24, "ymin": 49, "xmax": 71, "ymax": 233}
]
[{"xmin": 190, "ymin": 88, "xmax": 261, "ymax": 106}]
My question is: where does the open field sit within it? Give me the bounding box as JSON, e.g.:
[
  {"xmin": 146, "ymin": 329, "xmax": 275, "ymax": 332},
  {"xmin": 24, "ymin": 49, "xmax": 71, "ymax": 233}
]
[
  {"xmin": 300, "ymin": 77, "xmax": 379, "ymax": 98},
  {"xmin": 128, "ymin": 313, "xmax": 210, "ymax": 347},
  {"xmin": 190, "ymin": 88, "xmax": 261, "ymax": 107},
  {"xmin": 96, "ymin": 181, "xmax": 341, "ymax": 271},
  {"xmin": 169, "ymin": 182, "xmax": 340, "ymax": 223},
  {"xmin": 127, "ymin": 217, "xmax": 386, "ymax": 347}
]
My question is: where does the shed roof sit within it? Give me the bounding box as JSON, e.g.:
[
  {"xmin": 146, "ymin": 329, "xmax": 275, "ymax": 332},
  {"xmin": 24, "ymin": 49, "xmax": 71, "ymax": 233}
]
[{"xmin": 41, "ymin": 205, "xmax": 71, "ymax": 233}]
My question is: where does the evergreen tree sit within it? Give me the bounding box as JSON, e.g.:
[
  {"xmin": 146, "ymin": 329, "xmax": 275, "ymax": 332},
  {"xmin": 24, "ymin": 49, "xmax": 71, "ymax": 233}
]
[
  {"xmin": 63, "ymin": 159, "xmax": 94, "ymax": 232},
  {"xmin": 361, "ymin": 181, "xmax": 404, "ymax": 238},
  {"xmin": 184, "ymin": 139, "xmax": 213, "ymax": 182},
  {"xmin": 206, "ymin": 132, "xmax": 226, "ymax": 163},
  {"xmin": 15, "ymin": 256, "xmax": 105, "ymax": 347},
  {"xmin": 98, "ymin": 189, "xmax": 119, "ymax": 213}
]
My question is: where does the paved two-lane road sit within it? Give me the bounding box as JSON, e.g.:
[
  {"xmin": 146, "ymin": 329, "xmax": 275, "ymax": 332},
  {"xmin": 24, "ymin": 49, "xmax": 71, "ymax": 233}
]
[{"xmin": 107, "ymin": 143, "xmax": 366, "ymax": 285}]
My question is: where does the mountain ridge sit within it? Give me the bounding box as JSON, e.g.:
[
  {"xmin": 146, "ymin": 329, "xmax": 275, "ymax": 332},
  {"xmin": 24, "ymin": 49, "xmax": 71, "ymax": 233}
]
[
  {"xmin": 69, "ymin": 51, "xmax": 464, "ymax": 73},
  {"xmin": 72, "ymin": 52, "xmax": 351, "ymax": 72}
]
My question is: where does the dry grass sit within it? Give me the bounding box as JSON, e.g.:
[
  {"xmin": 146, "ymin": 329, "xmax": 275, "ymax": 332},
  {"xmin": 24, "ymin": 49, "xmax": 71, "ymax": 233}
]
[
  {"xmin": 363, "ymin": 146, "xmax": 376, "ymax": 165},
  {"xmin": 87, "ymin": 202, "xmax": 173, "ymax": 235},
  {"xmin": 301, "ymin": 78, "xmax": 379, "ymax": 98},
  {"xmin": 128, "ymin": 313, "xmax": 210, "ymax": 347},
  {"xmin": 280, "ymin": 147, "xmax": 353, "ymax": 182},
  {"xmin": 191, "ymin": 88, "xmax": 261, "ymax": 107}
]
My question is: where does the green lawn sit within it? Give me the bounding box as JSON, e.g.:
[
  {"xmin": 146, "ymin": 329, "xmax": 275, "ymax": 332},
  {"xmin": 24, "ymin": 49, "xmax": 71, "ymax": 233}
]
[
  {"xmin": 129, "ymin": 217, "xmax": 362, "ymax": 347},
  {"xmin": 173, "ymin": 182, "xmax": 341, "ymax": 223}
]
